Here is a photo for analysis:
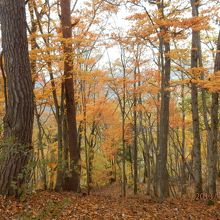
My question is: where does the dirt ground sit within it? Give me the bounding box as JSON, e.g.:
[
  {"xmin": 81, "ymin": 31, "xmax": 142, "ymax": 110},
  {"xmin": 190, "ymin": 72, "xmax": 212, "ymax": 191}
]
[{"xmin": 0, "ymin": 190, "xmax": 220, "ymax": 220}]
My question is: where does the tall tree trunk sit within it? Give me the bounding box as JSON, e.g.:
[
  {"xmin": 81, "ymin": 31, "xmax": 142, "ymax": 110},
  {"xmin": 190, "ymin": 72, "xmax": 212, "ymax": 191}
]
[
  {"xmin": 156, "ymin": 9, "xmax": 171, "ymax": 198},
  {"xmin": 157, "ymin": 40, "xmax": 171, "ymax": 199},
  {"xmin": 122, "ymin": 61, "xmax": 126, "ymax": 197},
  {"xmin": 190, "ymin": 0, "xmax": 203, "ymax": 195},
  {"xmin": 180, "ymin": 82, "xmax": 187, "ymax": 195},
  {"xmin": 155, "ymin": 0, "xmax": 171, "ymax": 199},
  {"xmin": 138, "ymin": 80, "xmax": 151, "ymax": 193},
  {"xmin": 133, "ymin": 67, "xmax": 138, "ymax": 195},
  {"xmin": 0, "ymin": 0, "xmax": 34, "ymax": 196},
  {"xmin": 207, "ymin": 30, "xmax": 220, "ymax": 196},
  {"xmin": 60, "ymin": 0, "xmax": 80, "ymax": 192},
  {"xmin": 82, "ymin": 82, "xmax": 91, "ymax": 194}
]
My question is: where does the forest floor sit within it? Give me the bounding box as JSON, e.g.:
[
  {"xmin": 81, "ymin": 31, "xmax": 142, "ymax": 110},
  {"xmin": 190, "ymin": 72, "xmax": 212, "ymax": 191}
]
[{"xmin": 0, "ymin": 186, "xmax": 220, "ymax": 220}]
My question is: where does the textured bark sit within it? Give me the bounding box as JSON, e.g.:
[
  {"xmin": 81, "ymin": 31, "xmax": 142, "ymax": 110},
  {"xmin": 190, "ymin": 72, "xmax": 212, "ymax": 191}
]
[
  {"xmin": 154, "ymin": 0, "xmax": 171, "ymax": 199},
  {"xmin": 207, "ymin": 30, "xmax": 220, "ymax": 196},
  {"xmin": 190, "ymin": 0, "xmax": 203, "ymax": 195},
  {"xmin": 60, "ymin": 0, "xmax": 80, "ymax": 192},
  {"xmin": 0, "ymin": 0, "xmax": 34, "ymax": 196},
  {"xmin": 155, "ymin": 3, "xmax": 171, "ymax": 197},
  {"xmin": 156, "ymin": 39, "xmax": 170, "ymax": 199}
]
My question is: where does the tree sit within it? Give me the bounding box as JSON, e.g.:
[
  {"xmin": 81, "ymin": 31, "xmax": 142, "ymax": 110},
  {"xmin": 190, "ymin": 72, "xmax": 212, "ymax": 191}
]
[
  {"xmin": 60, "ymin": 0, "xmax": 80, "ymax": 192},
  {"xmin": 207, "ymin": 30, "xmax": 220, "ymax": 196},
  {"xmin": 0, "ymin": 0, "xmax": 34, "ymax": 196},
  {"xmin": 190, "ymin": 0, "xmax": 203, "ymax": 195},
  {"xmin": 155, "ymin": 0, "xmax": 171, "ymax": 199}
]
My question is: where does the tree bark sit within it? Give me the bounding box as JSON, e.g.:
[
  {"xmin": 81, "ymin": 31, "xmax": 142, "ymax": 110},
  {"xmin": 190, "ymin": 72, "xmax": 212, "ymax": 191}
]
[
  {"xmin": 155, "ymin": 0, "xmax": 171, "ymax": 198},
  {"xmin": 154, "ymin": 0, "xmax": 171, "ymax": 199},
  {"xmin": 207, "ymin": 30, "xmax": 220, "ymax": 196},
  {"xmin": 180, "ymin": 81, "xmax": 187, "ymax": 195},
  {"xmin": 156, "ymin": 39, "xmax": 170, "ymax": 199},
  {"xmin": 133, "ymin": 64, "xmax": 138, "ymax": 195},
  {"xmin": 0, "ymin": 0, "xmax": 34, "ymax": 196},
  {"xmin": 60, "ymin": 0, "xmax": 80, "ymax": 192},
  {"xmin": 190, "ymin": 0, "xmax": 203, "ymax": 195}
]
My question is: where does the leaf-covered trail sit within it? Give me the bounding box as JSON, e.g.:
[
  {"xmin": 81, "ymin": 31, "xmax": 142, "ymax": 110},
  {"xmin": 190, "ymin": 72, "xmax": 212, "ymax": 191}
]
[{"xmin": 0, "ymin": 191, "xmax": 219, "ymax": 219}]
